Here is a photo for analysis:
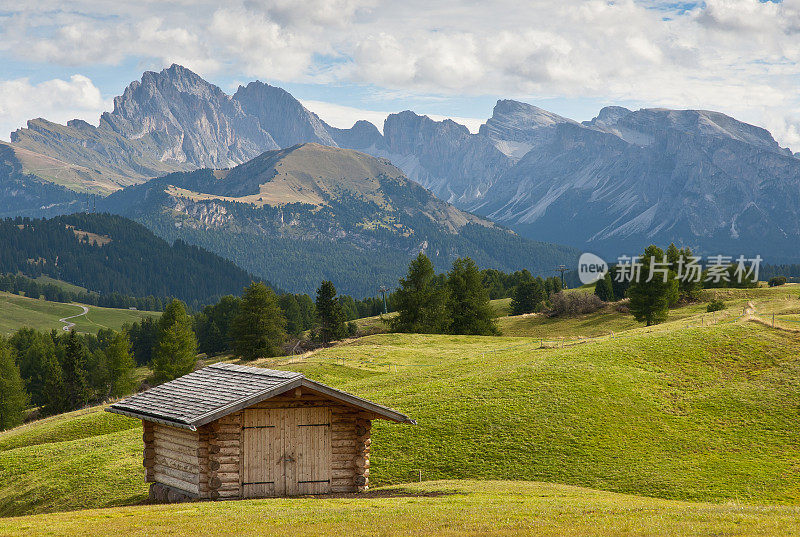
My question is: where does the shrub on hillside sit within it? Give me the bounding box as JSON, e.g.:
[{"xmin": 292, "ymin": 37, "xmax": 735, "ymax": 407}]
[
  {"xmin": 707, "ymin": 299, "xmax": 726, "ymax": 312},
  {"xmin": 769, "ymin": 276, "xmax": 787, "ymax": 287},
  {"xmin": 549, "ymin": 292, "xmax": 604, "ymax": 317}
]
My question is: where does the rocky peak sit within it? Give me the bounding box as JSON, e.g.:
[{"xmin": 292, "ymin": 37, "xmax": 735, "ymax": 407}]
[
  {"xmin": 606, "ymin": 108, "xmax": 792, "ymax": 155},
  {"xmin": 478, "ymin": 99, "xmax": 576, "ymax": 159},
  {"xmin": 480, "ymin": 99, "xmax": 575, "ymax": 138},
  {"xmin": 233, "ymin": 81, "xmax": 336, "ymax": 148},
  {"xmin": 326, "ymin": 120, "xmax": 384, "ymax": 150},
  {"xmin": 584, "ymin": 106, "xmax": 633, "ymax": 129},
  {"xmin": 98, "ymin": 64, "xmax": 276, "ymax": 168}
]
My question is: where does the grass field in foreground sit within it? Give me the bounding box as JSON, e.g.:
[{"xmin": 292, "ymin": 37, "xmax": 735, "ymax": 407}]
[
  {"xmin": 2, "ymin": 480, "xmax": 800, "ymax": 537},
  {"xmin": 0, "ymin": 291, "xmax": 159, "ymax": 336}
]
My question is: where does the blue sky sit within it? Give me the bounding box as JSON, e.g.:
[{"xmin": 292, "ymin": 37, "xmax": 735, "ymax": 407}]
[{"xmin": 0, "ymin": 0, "xmax": 798, "ymax": 148}]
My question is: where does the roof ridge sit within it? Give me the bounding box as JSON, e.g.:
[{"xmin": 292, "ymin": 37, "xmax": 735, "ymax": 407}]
[{"xmin": 206, "ymin": 362, "xmax": 304, "ymax": 378}]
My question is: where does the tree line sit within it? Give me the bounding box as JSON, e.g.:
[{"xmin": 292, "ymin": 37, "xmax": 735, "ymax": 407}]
[
  {"xmin": 0, "ymin": 273, "xmax": 169, "ymax": 311},
  {"xmin": 0, "ymin": 328, "xmax": 136, "ymax": 431}
]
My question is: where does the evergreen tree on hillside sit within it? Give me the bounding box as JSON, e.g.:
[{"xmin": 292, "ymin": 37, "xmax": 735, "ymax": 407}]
[
  {"xmin": 672, "ymin": 245, "xmax": 703, "ymax": 301},
  {"xmin": 628, "ymin": 245, "xmax": 679, "ymax": 326},
  {"xmin": 42, "ymin": 353, "xmax": 66, "ymax": 416},
  {"xmin": 86, "ymin": 348, "xmax": 111, "ymax": 401},
  {"xmin": 511, "ymin": 278, "xmax": 546, "ymax": 315},
  {"xmin": 151, "ymin": 299, "xmax": 197, "ymax": 384},
  {"xmin": 594, "ymin": 273, "xmax": 615, "ymax": 302},
  {"xmin": 124, "ymin": 316, "xmax": 159, "ymax": 366},
  {"xmin": 610, "ymin": 265, "xmax": 631, "ymax": 300},
  {"xmin": 60, "ymin": 331, "xmax": 90, "ymax": 410},
  {"xmin": 105, "ymin": 332, "xmax": 137, "ymax": 398},
  {"xmin": 297, "ymin": 294, "xmax": 317, "ymax": 331},
  {"xmin": 279, "ymin": 294, "xmax": 304, "ymax": 336},
  {"xmin": 10, "ymin": 328, "xmax": 54, "ymax": 407},
  {"xmin": 0, "ymin": 338, "xmax": 28, "ymax": 431},
  {"xmin": 231, "ymin": 282, "xmax": 287, "ymax": 360},
  {"xmin": 389, "ymin": 253, "xmax": 450, "ymax": 334},
  {"xmin": 316, "ymin": 281, "xmax": 346, "ymax": 345},
  {"xmin": 195, "ymin": 295, "xmax": 241, "ymax": 355},
  {"xmin": 447, "ymin": 257, "xmax": 499, "ymax": 336}
]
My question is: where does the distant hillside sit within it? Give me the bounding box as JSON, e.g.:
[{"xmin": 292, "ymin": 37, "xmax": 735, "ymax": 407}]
[
  {"xmin": 102, "ymin": 143, "xmax": 578, "ymax": 296},
  {"xmin": 0, "ymin": 213, "xmax": 255, "ymax": 307},
  {"xmin": 0, "ymin": 144, "xmax": 87, "ymax": 217}
]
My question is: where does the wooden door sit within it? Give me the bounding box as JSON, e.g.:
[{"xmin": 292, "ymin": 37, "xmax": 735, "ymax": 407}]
[
  {"xmin": 242, "ymin": 408, "xmax": 282, "ymax": 498},
  {"xmin": 286, "ymin": 407, "xmax": 331, "ymax": 495},
  {"xmin": 242, "ymin": 407, "xmax": 331, "ymax": 497}
]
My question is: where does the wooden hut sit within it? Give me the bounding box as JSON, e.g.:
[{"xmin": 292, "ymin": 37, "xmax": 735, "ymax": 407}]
[{"xmin": 107, "ymin": 363, "xmax": 414, "ymax": 502}]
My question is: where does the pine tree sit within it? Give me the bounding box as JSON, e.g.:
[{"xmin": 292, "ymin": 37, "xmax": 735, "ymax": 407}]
[
  {"xmin": 12, "ymin": 330, "xmax": 55, "ymax": 407},
  {"xmin": 594, "ymin": 273, "xmax": 615, "ymax": 302},
  {"xmin": 511, "ymin": 279, "xmax": 546, "ymax": 314},
  {"xmin": 0, "ymin": 338, "xmax": 28, "ymax": 431},
  {"xmin": 231, "ymin": 282, "xmax": 287, "ymax": 360},
  {"xmin": 447, "ymin": 257, "xmax": 499, "ymax": 335},
  {"xmin": 279, "ymin": 294, "xmax": 304, "ymax": 336},
  {"xmin": 61, "ymin": 331, "xmax": 90, "ymax": 410},
  {"xmin": 151, "ymin": 299, "xmax": 198, "ymax": 384},
  {"xmin": 106, "ymin": 332, "xmax": 136, "ymax": 398},
  {"xmin": 389, "ymin": 253, "xmax": 450, "ymax": 334},
  {"xmin": 316, "ymin": 281, "xmax": 346, "ymax": 344},
  {"xmin": 195, "ymin": 295, "xmax": 241, "ymax": 355},
  {"xmin": 42, "ymin": 353, "xmax": 66, "ymax": 416},
  {"xmin": 627, "ymin": 245, "xmax": 679, "ymax": 326}
]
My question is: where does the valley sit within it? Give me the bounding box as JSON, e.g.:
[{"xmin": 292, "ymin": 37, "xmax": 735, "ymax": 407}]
[{"xmin": 0, "ymin": 291, "xmax": 158, "ymax": 336}]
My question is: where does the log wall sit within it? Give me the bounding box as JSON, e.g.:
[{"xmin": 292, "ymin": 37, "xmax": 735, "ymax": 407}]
[
  {"xmin": 144, "ymin": 388, "xmax": 376, "ymax": 501},
  {"xmin": 150, "ymin": 423, "xmax": 201, "ymax": 497}
]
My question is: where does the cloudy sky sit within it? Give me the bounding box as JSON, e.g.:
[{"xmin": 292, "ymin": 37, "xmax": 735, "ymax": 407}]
[{"xmin": 0, "ymin": 0, "xmax": 798, "ymax": 149}]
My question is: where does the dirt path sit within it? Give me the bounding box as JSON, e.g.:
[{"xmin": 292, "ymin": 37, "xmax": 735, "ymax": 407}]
[{"xmin": 59, "ymin": 305, "xmax": 89, "ymax": 331}]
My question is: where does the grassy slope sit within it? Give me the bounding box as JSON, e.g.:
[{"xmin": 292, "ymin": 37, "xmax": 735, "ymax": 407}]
[
  {"xmin": 0, "ymin": 291, "xmax": 159, "ymax": 336},
  {"xmin": 2, "ymin": 286, "xmax": 800, "ymax": 520},
  {"xmin": 3, "ymin": 480, "xmax": 800, "ymax": 537}
]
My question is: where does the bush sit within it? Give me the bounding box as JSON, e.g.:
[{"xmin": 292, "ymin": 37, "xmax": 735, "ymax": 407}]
[
  {"xmin": 768, "ymin": 276, "xmax": 787, "ymax": 287},
  {"xmin": 707, "ymin": 299, "xmax": 726, "ymax": 312},
  {"xmin": 549, "ymin": 292, "xmax": 604, "ymax": 317}
]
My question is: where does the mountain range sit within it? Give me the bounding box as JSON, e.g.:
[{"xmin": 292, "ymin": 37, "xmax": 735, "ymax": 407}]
[
  {"xmin": 2, "ymin": 63, "xmax": 799, "ymax": 280},
  {"xmin": 99, "ymin": 143, "xmax": 575, "ymax": 296}
]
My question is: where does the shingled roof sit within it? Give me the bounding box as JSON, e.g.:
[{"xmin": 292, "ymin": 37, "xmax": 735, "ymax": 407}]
[{"xmin": 106, "ymin": 363, "xmax": 414, "ymax": 429}]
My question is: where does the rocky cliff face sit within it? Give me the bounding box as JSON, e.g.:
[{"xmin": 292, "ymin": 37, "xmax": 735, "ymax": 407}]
[
  {"xmin": 233, "ymin": 81, "xmax": 336, "ymax": 149},
  {"xmin": 475, "ymin": 108, "xmax": 800, "ymax": 259},
  {"xmin": 8, "ymin": 65, "xmax": 345, "ymax": 193},
  {"xmin": 100, "ymin": 64, "xmax": 277, "ymax": 168}
]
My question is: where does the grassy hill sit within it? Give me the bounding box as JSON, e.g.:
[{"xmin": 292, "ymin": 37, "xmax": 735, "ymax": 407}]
[
  {"xmin": 1, "ymin": 285, "xmax": 799, "ymax": 527},
  {"xmin": 0, "ymin": 291, "xmax": 159, "ymax": 336},
  {"xmin": 3, "ymin": 480, "xmax": 800, "ymax": 537}
]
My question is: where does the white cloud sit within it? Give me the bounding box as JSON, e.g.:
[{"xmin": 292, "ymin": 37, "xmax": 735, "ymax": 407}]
[
  {"xmin": 0, "ymin": 75, "xmax": 109, "ymax": 141},
  {"xmin": 2, "ymin": 0, "xmax": 800, "ymax": 148}
]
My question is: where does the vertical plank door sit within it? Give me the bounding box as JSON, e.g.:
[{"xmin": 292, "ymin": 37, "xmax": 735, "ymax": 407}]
[
  {"xmin": 293, "ymin": 407, "xmax": 331, "ymax": 495},
  {"xmin": 242, "ymin": 408, "xmax": 281, "ymax": 498},
  {"xmin": 242, "ymin": 406, "xmax": 332, "ymax": 497}
]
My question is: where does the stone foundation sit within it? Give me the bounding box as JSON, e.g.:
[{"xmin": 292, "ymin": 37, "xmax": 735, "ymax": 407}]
[{"xmin": 149, "ymin": 482, "xmax": 198, "ymax": 504}]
